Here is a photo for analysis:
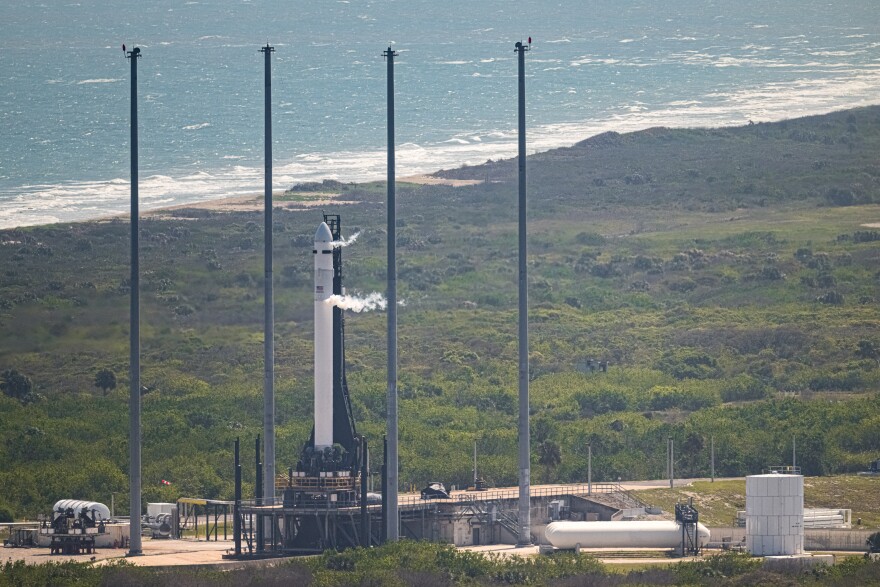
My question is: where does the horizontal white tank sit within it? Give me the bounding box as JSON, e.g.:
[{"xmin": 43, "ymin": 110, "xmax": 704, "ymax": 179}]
[
  {"xmin": 545, "ymin": 521, "xmax": 710, "ymax": 550},
  {"xmin": 53, "ymin": 499, "xmax": 111, "ymax": 521}
]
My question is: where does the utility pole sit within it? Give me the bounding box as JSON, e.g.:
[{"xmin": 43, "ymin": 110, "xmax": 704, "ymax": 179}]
[
  {"xmin": 383, "ymin": 45, "xmax": 399, "ymax": 542},
  {"xmin": 515, "ymin": 38, "xmax": 531, "ymax": 547},
  {"xmin": 710, "ymin": 435, "xmax": 715, "ymax": 482},
  {"xmin": 260, "ymin": 43, "xmax": 276, "ymax": 509},
  {"xmin": 126, "ymin": 45, "xmax": 142, "ymax": 558},
  {"xmin": 792, "ymin": 436, "xmax": 796, "ymax": 470},
  {"xmin": 668, "ymin": 437, "xmax": 674, "ymax": 489},
  {"xmin": 587, "ymin": 442, "xmax": 592, "ymax": 496},
  {"xmin": 473, "ymin": 441, "xmax": 478, "ymax": 487}
]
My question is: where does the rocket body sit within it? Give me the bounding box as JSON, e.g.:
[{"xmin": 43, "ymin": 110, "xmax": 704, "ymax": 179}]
[{"xmin": 313, "ymin": 222, "xmax": 334, "ymax": 449}]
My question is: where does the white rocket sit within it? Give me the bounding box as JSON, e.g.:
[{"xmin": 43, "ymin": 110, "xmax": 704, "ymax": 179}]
[{"xmin": 313, "ymin": 222, "xmax": 334, "ymax": 449}]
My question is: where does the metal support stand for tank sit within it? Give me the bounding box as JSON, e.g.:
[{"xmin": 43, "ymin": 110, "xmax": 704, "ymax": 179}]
[
  {"xmin": 866, "ymin": 532, "xmax": 880, "ymax": 559},
  {"xmin": 675, "ymin": 502, "xmax": 700, "ymax": 556},
  {"xmin": 255, "ymin": 435, "xmax": 264, "ymax": 552}
]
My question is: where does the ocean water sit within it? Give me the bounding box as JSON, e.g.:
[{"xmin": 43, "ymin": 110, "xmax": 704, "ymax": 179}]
[{"xmin": 0, "ymin": 0, "xmax": 878, "ymax": 228}]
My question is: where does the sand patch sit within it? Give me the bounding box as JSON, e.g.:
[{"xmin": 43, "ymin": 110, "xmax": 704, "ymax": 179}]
[
  {"xmin": 145, "ymin": 191, "xmax": 354, "ymax": 217},
  {"xmin": 400, "ymin": 174, "xmax": 483, "ymax": 187}
]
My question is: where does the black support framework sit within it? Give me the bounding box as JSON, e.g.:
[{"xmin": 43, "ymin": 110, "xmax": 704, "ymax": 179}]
[
  {"xmin": 324, "ymin": 214, "xmax": 358, "ymax": 455},
  {"xmin": 675, "ymin": 502, "xmax": 700, "ymax": 556}
]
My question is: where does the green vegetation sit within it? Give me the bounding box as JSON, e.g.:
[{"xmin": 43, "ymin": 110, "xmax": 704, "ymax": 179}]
[
  {"xmin": 2, "ymin": 543, "xmax": 880, "ymax": 585},
  {"xmin": 0, "ymin": 107, "xmax": 879, "ymax": 520}
]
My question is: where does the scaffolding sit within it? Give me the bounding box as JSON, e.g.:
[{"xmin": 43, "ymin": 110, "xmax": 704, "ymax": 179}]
[{"xmin": 675, "ymin": 501, "xmax": 700, "ymax": 556}]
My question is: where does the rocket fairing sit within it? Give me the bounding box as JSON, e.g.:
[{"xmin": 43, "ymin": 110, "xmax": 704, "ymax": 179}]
[{"xmin": 313, "ymin": 222, "xmax": 334, "ymax": 449}]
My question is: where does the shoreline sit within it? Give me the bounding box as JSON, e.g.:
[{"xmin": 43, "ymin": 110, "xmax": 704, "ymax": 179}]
[
  {"xmin": 139, "ymin": 174, "xmax": 483, "ymax": 219},
  {"xmin": 5, "ymin": 103, "xmax": 880, "ymax": 230}
]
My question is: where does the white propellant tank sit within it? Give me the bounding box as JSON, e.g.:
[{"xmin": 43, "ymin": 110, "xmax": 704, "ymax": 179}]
[
  {"xmin": 544, "ymin": 520, "xmax": 710, "ymax": 550},
  {"xmin": 746, "ymin": 472, "xmax": 804, "ymax": 556},
  {"xmin": 52, "ymin": 499, "xmax": 111, "ymax": 521}
]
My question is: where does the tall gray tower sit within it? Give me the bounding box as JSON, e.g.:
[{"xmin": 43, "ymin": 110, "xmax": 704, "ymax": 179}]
[
  {"xmin": 515, "ymin": 39, "xmax": 531, "ymax": 548},
  {"xmin": 126, "ymin": 44, "xmax": 143, "ymax": 557},
  {"xmin": 260, "ymin": 43, "xmax": 276, "ymax": 507},
  {"xmin": 384, "ymin": 45, "xmax": 399, "ymax": 542}
]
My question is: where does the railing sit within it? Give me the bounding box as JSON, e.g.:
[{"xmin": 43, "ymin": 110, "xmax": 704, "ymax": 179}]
[
  {"xmin": 276, "ymin": 472, "xmax": 358, "ymax": 492},
  {"xmin": 238, "ymin": 482, "xmax": 648, "ymax": 512},
  {"xmin": 763, "ymin": 466, "xmax": 801, "ymax": 475},
  {"xmin": 610, "ymin": 488, "xmax": 651, "ymax": 510},
  {"xmin": 395, "ymin": 482, "xmax": 645, "ymax": 508}
]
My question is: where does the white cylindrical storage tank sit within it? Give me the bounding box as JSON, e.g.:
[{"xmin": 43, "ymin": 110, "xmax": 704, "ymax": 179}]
[
  {"xmin": 52, "ymin": 500, "xmax": 111, "ymax": 521},
  {"xmin": 745, "ymin": 473, "xmax": 804, "ymax": 556},
  {"xmin": 544, "ymin": 521, "xmax": 710, "ymax": 550}
]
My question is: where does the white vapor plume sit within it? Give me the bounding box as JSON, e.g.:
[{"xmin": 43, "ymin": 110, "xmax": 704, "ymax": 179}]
[
  {"xmin": 325, "ymin": 292, "xmax": 387, "ymax": 312},
  {"xmin": 330, "ymin": 231, "xmax": 361, "ymax": 249}
]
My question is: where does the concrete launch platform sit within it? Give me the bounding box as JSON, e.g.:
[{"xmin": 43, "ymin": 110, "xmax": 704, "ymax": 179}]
[{"xmin": 3, "ymin": 538, "xmax": 248, "ymax": 569}]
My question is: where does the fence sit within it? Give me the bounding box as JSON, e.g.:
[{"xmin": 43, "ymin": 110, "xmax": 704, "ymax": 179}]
[{"xmin": 710, "ymin": 527, "xmax": 873, "ymax": 551}]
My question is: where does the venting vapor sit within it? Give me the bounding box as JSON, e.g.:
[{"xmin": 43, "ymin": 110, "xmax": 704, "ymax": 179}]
[
  {"xmin": 331, "ymin": 231, "xmax": 361, "ymax": 249},
  {"xmin": 325, "ymin": 292, "xmax": 386, "ymax": 313}
]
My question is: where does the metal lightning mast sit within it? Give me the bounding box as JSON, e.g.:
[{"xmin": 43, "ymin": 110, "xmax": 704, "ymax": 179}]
[
  {"xmin": 260, "ymin": 42, "xmax": 276, "ymax": 508},
  {"xmin": 126, "ymin": 44, "xmax": 143, "ymax": 557},
  {"xmin": 515, "ymin": 38, "xmax": 531, "ymax": 548},
  {"xmin": 384, "ymin": 45, "xmax": 399, "ymax": 542}
]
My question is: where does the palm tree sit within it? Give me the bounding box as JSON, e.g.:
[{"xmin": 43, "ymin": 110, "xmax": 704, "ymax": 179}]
[{"xmin": 537, "ymin": 440, "xmax": 562, "ymax": 484}]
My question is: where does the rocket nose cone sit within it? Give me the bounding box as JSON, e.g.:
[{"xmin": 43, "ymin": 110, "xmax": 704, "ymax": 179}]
[{"xmin": 314, "ymin": 222, "xmax": 333, "ymax": 244}]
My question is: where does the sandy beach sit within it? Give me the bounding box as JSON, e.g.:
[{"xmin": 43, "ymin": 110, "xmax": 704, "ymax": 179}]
[{"xmin": 144, "ymin": 174, "xmax": 482, "ymax": 218}]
